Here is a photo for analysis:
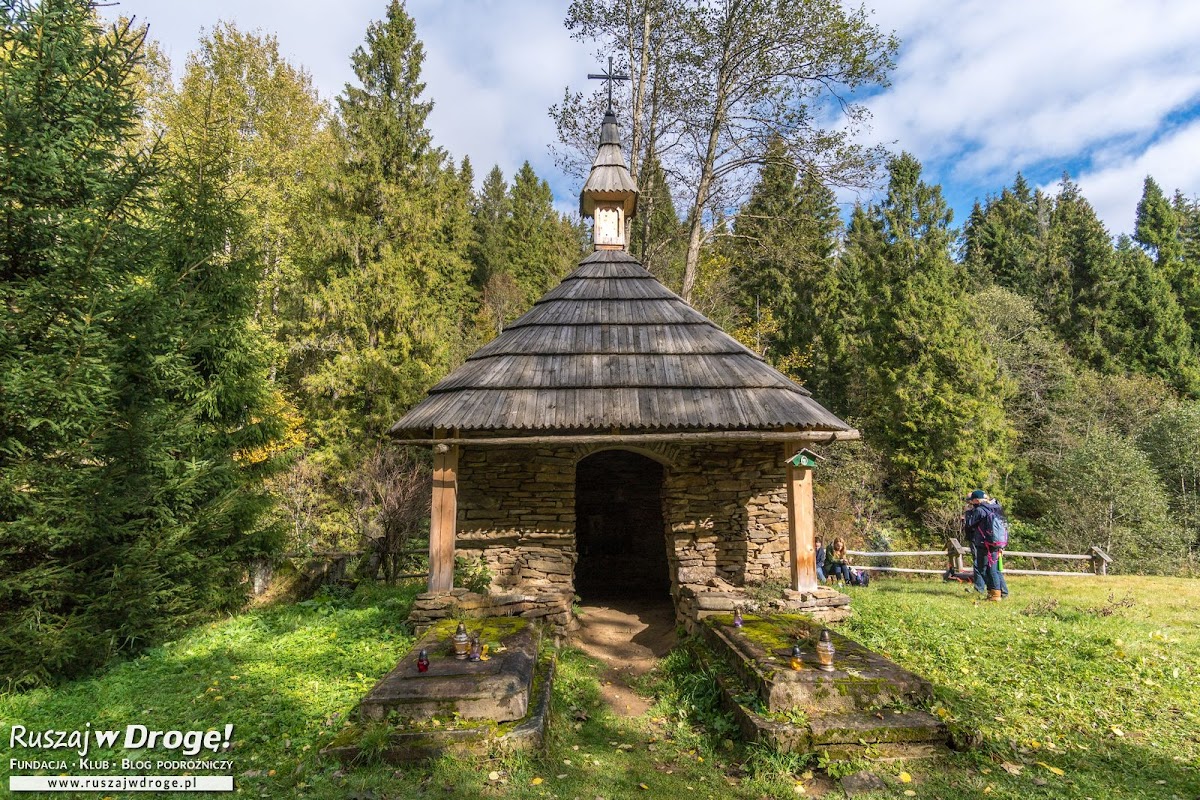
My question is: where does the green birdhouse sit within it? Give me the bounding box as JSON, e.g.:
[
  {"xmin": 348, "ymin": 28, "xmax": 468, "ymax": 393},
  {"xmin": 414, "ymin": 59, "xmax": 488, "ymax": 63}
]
[{"xmin": 788, "ymin": 448, "xmax": 821, "ymax": 468}]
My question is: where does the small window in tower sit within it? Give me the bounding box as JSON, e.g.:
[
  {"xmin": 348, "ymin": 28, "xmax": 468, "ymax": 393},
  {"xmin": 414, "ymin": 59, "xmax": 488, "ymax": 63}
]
[{"xmin": 594, "ymin": 205, "xmax": 622, "ymax": 246}]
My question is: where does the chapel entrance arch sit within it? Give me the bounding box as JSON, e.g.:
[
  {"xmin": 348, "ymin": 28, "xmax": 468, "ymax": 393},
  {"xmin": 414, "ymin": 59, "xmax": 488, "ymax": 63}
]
[{"xmin": 573, "ymin": 449, "xmax": 669, "ymax": 602}]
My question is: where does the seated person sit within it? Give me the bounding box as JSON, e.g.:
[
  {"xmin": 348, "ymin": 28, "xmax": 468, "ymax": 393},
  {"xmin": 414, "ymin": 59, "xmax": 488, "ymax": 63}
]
[
  {"xmin": 815, "ymin": 536, "xmax": 826, "ymax": 583},
  {"xmin": 824, "ymin": 537, "xmax": 853, "ymax": 584}
]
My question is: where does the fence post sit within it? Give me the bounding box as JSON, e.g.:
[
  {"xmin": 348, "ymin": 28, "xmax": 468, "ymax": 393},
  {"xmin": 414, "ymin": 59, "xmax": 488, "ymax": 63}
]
[
  {"xmin": 1089, "ymin": 545, "xmax": 1111, "ymax": 575},
  {"xmin": 947, "ymin": 538, "xmax": 965, "ymax": 574}
]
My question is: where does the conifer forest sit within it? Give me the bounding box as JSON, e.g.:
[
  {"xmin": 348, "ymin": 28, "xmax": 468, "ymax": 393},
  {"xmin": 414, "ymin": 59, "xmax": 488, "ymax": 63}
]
[{"xmin": 4, "ymin": 0, "xmax": 1200, "ymax": 685}]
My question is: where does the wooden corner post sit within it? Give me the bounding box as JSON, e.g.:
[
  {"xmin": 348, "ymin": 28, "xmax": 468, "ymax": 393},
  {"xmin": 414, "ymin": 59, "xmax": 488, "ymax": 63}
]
[
  {"xmin": 785, "ymin": 443, "xmax": 818, "ymax": 592},
  {"xmin": 428, "ymin": 431, "xmax": 459, "ymax": 593}
]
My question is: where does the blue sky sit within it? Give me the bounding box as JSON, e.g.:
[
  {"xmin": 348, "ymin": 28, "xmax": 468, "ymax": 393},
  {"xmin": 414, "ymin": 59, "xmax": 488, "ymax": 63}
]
[{"xmin": 100, "ymin": 0, "xmax": 1200, "ymax": 236}]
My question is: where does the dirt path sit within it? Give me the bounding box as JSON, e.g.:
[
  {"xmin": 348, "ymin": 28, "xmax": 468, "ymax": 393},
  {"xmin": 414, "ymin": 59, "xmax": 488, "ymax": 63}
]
[{"xmin": 569, "ymin": 597, "xmax": 676, "ymax": 716}]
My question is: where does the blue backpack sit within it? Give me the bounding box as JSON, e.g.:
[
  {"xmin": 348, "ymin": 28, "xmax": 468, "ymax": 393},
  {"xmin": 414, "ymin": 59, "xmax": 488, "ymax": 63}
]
[{"xmin": 985, "ymin": 510, "xmax": 1009, "ymax": 548}]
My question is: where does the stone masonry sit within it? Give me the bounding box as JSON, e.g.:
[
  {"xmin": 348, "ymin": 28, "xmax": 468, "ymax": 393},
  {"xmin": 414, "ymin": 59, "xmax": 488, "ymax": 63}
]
[{"xmin": 408, "ymin": 441, "xmax": 847, "ymax": 634}]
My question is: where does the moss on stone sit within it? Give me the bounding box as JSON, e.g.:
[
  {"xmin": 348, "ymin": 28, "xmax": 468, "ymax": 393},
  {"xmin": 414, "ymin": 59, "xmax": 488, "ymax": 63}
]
[
  {"xmin": 708, "ymin": 613, "xmax": 817, "ymax": 656},
  {"xmin": 427, "ymin": 616, "xmax": 527, "ymax": 645}
]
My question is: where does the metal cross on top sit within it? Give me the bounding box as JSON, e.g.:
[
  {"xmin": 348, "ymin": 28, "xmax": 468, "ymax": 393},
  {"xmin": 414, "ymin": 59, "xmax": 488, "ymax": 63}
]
[{"xmin": 588, "ymin": 56, "xmax": 629, "ymax": 113}]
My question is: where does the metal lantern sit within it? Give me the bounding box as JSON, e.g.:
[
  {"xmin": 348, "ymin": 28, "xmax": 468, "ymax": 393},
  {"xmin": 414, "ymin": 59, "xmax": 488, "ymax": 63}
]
[
  {"xmin": 816, "ymin": 629, "xmax": 835, "ymax": 672},
  {"xmin": 733, "ymin": 607, "xmax": 744, "ymax": 628},
  {"xmin": 468, "ymin": 633, "xmax": 483, "ymax": 662},
  {"xmin": 453, "ymin": 621, "xmax": 470, "ymax": 660},
  {"xmin": 417, "ymin": 648, "xmax": 429, "ymax": 673}
]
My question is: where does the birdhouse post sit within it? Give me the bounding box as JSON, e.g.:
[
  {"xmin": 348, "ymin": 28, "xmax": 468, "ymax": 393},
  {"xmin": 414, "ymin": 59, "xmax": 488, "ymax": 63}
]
[{"xmin": 786, "ymin": 446, "xmax": 820, "ymax": 592}]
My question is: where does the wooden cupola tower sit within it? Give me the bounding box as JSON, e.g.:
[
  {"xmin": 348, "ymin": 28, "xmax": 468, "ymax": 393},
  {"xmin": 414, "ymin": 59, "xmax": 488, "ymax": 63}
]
[{"xmin": 579, "ymin": 109, "xmax": 638, "ymax": 250}]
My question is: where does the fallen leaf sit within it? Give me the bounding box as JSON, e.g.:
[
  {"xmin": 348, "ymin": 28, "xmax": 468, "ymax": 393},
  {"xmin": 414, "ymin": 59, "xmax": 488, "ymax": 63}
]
[
  {"xmin": 557, "ymin": 774, "xmax": 567, "ymax": 779},
  {"xmin": 1110, "ymin": 726, "xmax": 1125, "ymax": 737},
  {"xmin": 1036, "ymin": 761, "xmax": 1065, "ymax": 776},
  {"xmin": 983, "ymin": 784, "xmax": 993, "ymax": 794},
  {"xmin": 1000, "ymin": 762, "xmax": 1023, "ymax": 776},
  {"xmin": 903, "ymin": 791, "xmax": 916, "ymax": 797},
  {"xmin": 487, "ymin": 771, "xmax": 500, "ymax": 782},
  {"xmin": 899, "ymin": 771, "xmax": 912, "ymax": 783},
  {"xmin": 638, "ymin": 783, "xmax": 649, "ymax": 790},
  {"xmin": 531, "ymin": 777, "xmax": 543, "ymax": 785}
]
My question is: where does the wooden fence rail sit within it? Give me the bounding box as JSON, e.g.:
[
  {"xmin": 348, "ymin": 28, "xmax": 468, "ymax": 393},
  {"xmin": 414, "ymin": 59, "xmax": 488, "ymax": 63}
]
[{"xmin": 846, "ymin": 538, "xmax": 1112, "ymax": 577}]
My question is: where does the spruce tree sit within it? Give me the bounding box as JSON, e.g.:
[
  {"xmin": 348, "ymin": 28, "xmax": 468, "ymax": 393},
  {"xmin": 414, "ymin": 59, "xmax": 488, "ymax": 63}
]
[
  {"xmin": 471, "ymin": 165, "xmax": 510, "ymax": 287},
  {"xmin": 1, "ymin": 1, "xmax": 281, "ymax": 684},
  {"xmin": 300, "ymin": 0, "xmax": 473, "ymax": 445},
  {"xmin": 505, "ymin": 161, "xmax": 573, "ymax": 307},
  {"xmin": 962, "ymin": 174, "xmax": 1044, "ymax": 296},
  {"xmin": 1134, "ymin": 176, "xmax": 1182, "ymax": 272},
  {"xmin": 1176, "ymin": 193, "xmax": 1200, "ymax": 334},
  {"xmin": 790, "ymin": 167, "xmax": 844, "ymax": 353},
  {"xmin": 855, "ymin": 154, "xmax": 1012, "ymax": 515},
  {"xmin": 1042, "ymin": 177, "xmax": 1121, "ymax": 370},
  {"xmin": 731, "ymin": 139, "xmax": 842, "ymax": 373},
  {"xmin": 731, "ymin": 137, "xmax": 802, "ymax": 326},
  {"xmin": 809, "ymin": 203, "xmax": 876, "ymax": 412},
  {"xmin": 630, "ymin": 152, "xmax": 686, "ymax": 289},
  {"xmin": 1109, "ymin": 236, "xmax": 1200, "ymax": 394}
]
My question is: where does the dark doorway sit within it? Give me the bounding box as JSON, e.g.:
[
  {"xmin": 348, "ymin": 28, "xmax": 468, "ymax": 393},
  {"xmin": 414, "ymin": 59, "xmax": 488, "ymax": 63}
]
[{"xmin": 574, "ymin": 450, "xmax": 669, "ymax": 601}]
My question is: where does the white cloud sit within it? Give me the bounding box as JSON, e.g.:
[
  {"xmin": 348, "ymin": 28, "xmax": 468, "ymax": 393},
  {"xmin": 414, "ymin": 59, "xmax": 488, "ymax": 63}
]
[
  {"xmin": 1070, "ymin": 119, "xmax": 1200, "ymax": 233},
  {"xmin": 101, "ymin": 1, "xmax": 1200, "ymax": 233},
  {"xmin": 867, "ymin": 0, "xmax": 1200, "ymax": 230},
  {"xmin": 409, "ymin": 1, "xmax": 593, "ymax": 186}
]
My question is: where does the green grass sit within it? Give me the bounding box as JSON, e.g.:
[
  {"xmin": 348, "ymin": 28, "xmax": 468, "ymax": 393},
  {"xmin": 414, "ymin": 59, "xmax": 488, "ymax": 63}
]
[
  {"xmin": 831, "ymin": 576, "xmax": 1200, "ymax": 798},
  {"xmin": 3, "ymin": 576, "xmax": 1198, "ymax": 798}
]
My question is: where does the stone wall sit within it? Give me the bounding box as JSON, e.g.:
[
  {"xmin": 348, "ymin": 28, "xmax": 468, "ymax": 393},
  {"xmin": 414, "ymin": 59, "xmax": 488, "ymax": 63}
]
[
  {"xmin": 408, "ymin": 440, "xmax": 843, "ymax": 634},
  {"xmin": 661, "ymin": 443, "xmax": 792, "ymax": 595}
]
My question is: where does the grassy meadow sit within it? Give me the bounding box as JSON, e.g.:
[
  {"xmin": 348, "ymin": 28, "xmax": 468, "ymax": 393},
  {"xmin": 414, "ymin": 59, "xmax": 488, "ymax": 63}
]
[{"xmin": 2, "ymin": 576, "xmax": 1198, "ymax": 799}]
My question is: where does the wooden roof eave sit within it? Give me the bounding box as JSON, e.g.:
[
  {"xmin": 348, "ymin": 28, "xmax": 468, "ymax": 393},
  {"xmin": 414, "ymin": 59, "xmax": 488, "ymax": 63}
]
[{"xmin": 388, "ymin": 428, "xmax": 862, "ymax": 447}]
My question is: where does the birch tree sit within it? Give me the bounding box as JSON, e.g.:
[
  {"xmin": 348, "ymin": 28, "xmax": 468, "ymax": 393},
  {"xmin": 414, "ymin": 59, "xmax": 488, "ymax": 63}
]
[{"xmin": 554, "ymin": 0, "xmax": 896, "ymax": 301}]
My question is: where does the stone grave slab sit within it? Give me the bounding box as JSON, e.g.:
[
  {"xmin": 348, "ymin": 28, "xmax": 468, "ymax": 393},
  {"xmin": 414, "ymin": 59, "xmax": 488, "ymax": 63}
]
[
  {"xmin": 702, "ymin": 613, "xmax": 933, "ymax": 714},
  {"xmin": 359, "ymin": 618, "xmax": 538, "ymax": 723},
  {"xmin": 698, "ymin": 613, "xmax": 951, "ymax": 760},
  {"xmin": 324, "ymin": 617, "xmax": 554, "ymax": 764}
]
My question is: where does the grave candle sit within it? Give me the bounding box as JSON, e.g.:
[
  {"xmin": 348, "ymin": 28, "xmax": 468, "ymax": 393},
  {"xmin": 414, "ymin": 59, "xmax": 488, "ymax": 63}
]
[
  {"xmin": 816, "ymin": 629, "xmax": 835, "ymax": 672},
  {"xmin": 453, "ymin": 621, "xmax": 470, "ymax": 660}
]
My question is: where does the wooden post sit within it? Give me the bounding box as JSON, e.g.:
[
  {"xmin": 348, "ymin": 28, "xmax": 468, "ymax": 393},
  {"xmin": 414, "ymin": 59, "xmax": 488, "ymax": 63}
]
[
  {"xmin": 1089, "ymin": 545, "xmax": 1111, "ymax": 576},
  {"xmin": 785, "ymin": 444, "xmax": 818, "ymax": 592},
  {"xmin": 428, "ymin": 431, "xmax": 459, "ymax": 593},
  {"xmin": 947, "ymin": 538, "xmax": 965, "ymax": 574}
]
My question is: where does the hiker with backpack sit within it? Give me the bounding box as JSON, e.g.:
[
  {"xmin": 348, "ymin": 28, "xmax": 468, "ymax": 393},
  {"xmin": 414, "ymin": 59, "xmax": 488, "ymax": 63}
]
[{"xmin": 963, "ymin": 490, "xmax": 1009, "ymax": 601}]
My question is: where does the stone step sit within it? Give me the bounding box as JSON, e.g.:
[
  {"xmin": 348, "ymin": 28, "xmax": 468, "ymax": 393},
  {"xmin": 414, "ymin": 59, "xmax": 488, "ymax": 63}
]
[{"xmin": 809, "ymin": 710, "xmax": 947, "ymax": 746}]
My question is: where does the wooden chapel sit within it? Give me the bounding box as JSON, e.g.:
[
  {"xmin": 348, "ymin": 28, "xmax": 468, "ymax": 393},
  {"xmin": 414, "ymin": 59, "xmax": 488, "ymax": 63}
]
[{"xmin": 390, "ymin": 106, "xmax": 858, "ymax": 632}]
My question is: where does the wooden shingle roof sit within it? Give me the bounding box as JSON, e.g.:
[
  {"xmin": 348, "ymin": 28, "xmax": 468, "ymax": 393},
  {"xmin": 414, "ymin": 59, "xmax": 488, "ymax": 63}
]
[{"xmin": 389, "ymin": 249, "xmax": 852, "ymax": 437}]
